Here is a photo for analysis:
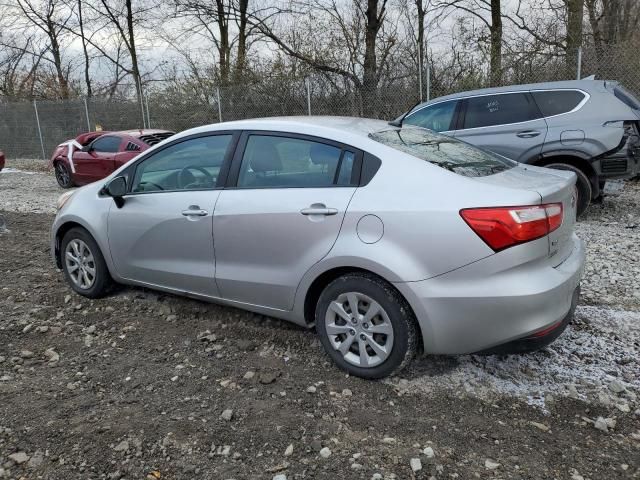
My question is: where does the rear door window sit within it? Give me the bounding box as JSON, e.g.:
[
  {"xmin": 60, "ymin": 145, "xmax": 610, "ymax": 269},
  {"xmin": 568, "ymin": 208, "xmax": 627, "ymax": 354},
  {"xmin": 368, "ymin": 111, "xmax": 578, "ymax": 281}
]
[
  {"xmin": 236, "ymin": 135, "xmax": 355, "ymax": 188},
  {"xmin": 462, "ymin": 93, "xmax": 540, "ymax": 129},
  {"xmin": 369, "ymin": 127, "xmax": 515, "ymax": 177},
  {"xmin": 532, "ymin": 90, "xmax": 586, "ymax": 117},
  {"xmin": 404, "ymin": 100, "xmax": 458, "ymax": 132}
]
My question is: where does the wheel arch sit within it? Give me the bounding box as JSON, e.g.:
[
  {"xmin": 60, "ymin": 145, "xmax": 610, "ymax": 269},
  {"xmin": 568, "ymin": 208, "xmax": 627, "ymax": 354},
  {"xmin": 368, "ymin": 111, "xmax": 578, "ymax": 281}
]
[
  {"xmin": 53, "ymin": 221, "xmax": 85, "ymax": 268},
  {"xmin": 532, "ymin": 154, "xmax": 599, "ymax": 198},
  {"xmin": 53, "ymin": 219, "xmax": 112, "ymax": 278},
  {"xmin": 301, "ymin": 265, "xmax": 423, "ymax": 348}
]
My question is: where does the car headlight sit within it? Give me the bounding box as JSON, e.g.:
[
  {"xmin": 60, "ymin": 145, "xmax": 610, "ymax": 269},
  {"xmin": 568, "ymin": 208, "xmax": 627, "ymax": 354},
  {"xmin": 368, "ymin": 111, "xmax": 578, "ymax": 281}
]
[{"xmin": 56, "ymin": 190, "xmax": 76, "ymax": 211}]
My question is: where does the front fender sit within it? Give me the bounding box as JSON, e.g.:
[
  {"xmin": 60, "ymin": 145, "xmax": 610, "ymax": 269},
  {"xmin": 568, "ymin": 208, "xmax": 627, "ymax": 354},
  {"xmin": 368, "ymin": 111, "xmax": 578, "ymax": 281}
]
[{"xmin": 51, "ymin": 185, "xmax": 117, "ymax": 279}]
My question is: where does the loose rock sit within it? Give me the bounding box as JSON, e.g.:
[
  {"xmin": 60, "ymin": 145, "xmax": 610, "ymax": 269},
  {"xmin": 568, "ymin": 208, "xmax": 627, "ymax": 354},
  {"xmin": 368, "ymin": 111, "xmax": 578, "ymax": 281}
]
[
  {"xmin": 485, "ymin": 459, "xmax": 500, "ymax": 470},
  {"xmin": 8, "ymin": 452, "xmax": 29, "ymax": 464},
  {"xmin": 221, "ymin": 409, "xmax": 233, "ymax": 421}
]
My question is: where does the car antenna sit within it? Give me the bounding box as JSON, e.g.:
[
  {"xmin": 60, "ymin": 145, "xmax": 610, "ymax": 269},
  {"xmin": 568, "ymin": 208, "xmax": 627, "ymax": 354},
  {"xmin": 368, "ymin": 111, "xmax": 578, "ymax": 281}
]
[{"xmin": 388, "ymin": 100, "xmax": 422, "ymax": 128}]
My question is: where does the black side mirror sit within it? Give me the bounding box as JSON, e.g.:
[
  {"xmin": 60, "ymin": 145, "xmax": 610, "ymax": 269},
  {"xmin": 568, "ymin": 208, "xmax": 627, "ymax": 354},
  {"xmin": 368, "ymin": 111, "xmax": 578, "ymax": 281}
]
[
  {"xmin": 105, "ymin": 176, "xmax": 127, "ymax": 208},
  {"xmin": 82, "ymin": 144, "xmax": 93, "ymax": 153}
]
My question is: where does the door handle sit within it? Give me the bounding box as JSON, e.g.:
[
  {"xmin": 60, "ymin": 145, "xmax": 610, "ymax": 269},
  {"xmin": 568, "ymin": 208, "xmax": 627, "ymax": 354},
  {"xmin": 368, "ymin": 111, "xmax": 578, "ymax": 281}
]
[
  {"xmin": 182, "ymin": 205, "xmax": 208, "ymax": 217},
  {"xmin": 516, "ymin": 130, "xmax": 541, "ymax": 138},
  {"xmin": 300, "ymin": 207, "xmax": 338, "ymax": 216}
]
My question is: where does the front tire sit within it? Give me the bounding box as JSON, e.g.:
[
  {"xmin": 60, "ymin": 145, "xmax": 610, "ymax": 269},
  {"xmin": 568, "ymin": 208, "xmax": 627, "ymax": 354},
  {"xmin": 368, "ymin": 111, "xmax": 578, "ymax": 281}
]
[
  {"xmin": 315, "ymin": 273, "xmax": 419, "ymax": 379},
  {"xmin": 54, "ymin": 161, "xmax": 74, "ymax": 188},
  {"xmin": 545, "ymin": 163, "xmax": 592, "ymax": 217},
  {"xmin": 61, "ymin": 227, "xmax": 113, "ymax": 298}
]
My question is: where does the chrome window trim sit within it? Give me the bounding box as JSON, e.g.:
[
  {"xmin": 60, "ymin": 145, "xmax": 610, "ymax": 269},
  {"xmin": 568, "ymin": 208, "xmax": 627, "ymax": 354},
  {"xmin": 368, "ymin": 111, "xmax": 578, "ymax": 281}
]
[
  {"xmin": 409, "ymin": 88, "xmax": 590, "ymax": 132},
  {"xmin": 529, "ymin": 88, "xmax": 591, "ymax": 121},
  {"xmin": 405, "ymin": 99, "xmax": 458, "ymax": 126}
]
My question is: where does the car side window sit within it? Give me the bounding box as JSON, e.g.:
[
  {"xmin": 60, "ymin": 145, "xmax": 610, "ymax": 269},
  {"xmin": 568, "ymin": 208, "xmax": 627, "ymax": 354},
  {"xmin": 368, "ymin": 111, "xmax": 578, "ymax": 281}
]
[
  {"xmin": 236, "ymin": 135, "xmax": 354, "ymax": 188},
  {"xmin": 404, "ymin": 101, "xmax": 457, "ymax": 132},
  {"xmin": 462, "ymin": 93, "xmax": 540, "ymax": 129},
  {"xmin": 91, "ymin": 136, "xmax": 122, "ymax": 153},
  {"xmin": 532, "ymin": 90, "xmax": 586, "ymax": 117},
  {"xmin": 132, "ymin": 135, "xmax": 232, "ymax": 193}
]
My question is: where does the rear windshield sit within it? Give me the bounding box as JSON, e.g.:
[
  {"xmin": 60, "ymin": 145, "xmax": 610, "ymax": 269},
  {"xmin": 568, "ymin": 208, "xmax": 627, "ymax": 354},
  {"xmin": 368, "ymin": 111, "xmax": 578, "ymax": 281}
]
[
  {"xmin": 368, "ymin": 127, "xmax": 515, "ymax": 177},
  {"xmin": 614, "ymin": 86, "xmax": 640, "ymax": 110}
]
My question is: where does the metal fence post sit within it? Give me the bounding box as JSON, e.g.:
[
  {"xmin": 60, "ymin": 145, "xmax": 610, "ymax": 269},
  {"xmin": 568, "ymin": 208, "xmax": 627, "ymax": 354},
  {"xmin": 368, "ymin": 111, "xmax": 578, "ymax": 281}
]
[
  {"xmin": 83, "ymin": 98, "xmax": 91, "ymax": 131},
  {"xmin": 145, "ymin": 95, "xmax": 151, "ymax": 129},
  {"xmin": 418, "ymin": 49, "xmax": 423, "ymax": 103},
  {"xmin": 33, "ymin": 100, "xmax": 46, "ymax": 161},
  {"xmin": 426, "ymin": 61, "xmax": 431, "ymax": 101},
  {"xmin": 306, "ymin": 79, "xmax": 312, "ymax": 115},
  {"xmin": 137, "ymin": 77, "xmax": 146, "ymax": 129},
  {"xmin": 216, "ymin": 88, "xmax": 223, "ymax": 122},
  {"xmin": 576, "ymin": 46, "xmax": 582, "ymax": 80}
]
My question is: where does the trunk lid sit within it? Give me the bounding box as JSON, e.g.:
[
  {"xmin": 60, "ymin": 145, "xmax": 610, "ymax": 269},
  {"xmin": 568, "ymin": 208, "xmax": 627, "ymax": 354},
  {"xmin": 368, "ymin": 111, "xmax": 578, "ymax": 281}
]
[{"xmin": 474, "ymin": 164, "xmax": 578, "ymax": 263}]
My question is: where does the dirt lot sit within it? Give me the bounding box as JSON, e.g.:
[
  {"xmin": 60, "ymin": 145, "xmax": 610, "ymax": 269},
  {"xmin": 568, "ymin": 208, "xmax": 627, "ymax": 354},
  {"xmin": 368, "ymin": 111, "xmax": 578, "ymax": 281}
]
[{"xmin": 0, "ymin": 165, "xmax": 638, "ymax": 479}]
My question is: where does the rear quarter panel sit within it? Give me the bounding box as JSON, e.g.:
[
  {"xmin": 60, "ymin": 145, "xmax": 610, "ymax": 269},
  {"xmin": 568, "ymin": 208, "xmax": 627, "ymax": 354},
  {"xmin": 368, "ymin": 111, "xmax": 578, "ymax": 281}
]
[
  {"xmin": 542, "ymin": 89, "xmax": 633, "ymax": 158},
  {"xmin": 313, "ymin": 147, "xmax": 543, "ymax": 283}
]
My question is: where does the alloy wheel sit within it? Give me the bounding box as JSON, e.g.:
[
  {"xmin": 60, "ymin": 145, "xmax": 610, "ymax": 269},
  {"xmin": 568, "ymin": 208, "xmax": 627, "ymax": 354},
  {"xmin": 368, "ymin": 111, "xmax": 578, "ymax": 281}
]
[
  {"xmin": 55, "ymin": 164, "xmax": 70, "ymax": 186},
  {"xmin": 324, "ymin": 291, "xmax": 394, "ymax": 368},
  {"xmin": 64, "ymin": 239, "xmax": 96, "ymax": 290}
]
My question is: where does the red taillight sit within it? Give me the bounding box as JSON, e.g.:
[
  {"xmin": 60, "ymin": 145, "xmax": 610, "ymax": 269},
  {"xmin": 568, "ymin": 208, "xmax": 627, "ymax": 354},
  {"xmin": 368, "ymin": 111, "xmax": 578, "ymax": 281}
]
[{"xmin": 460, "ymin": 203, "xmax": 563, "ymax": 251}]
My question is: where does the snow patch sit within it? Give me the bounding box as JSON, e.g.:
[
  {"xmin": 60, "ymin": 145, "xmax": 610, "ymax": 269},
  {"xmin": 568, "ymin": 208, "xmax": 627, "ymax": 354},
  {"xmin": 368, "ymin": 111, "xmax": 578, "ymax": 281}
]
[
  {"xmin": 0, "ymin": 168, "xmax": 38, "ymax": 175},
  {"xmin": 393, "ymin": 306, "xmax": 639, "ymax": 409}
]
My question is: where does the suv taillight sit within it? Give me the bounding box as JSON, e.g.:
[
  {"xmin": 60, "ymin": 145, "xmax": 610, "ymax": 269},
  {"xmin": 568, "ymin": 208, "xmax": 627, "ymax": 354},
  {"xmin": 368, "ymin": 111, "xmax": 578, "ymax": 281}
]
[{"xmin": 460, "ymin": 204, "xmax": 563, "ymax": 251}]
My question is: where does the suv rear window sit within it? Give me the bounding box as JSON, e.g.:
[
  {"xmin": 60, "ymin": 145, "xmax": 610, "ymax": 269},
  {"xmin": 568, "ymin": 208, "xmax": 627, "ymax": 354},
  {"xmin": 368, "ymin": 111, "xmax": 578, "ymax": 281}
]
[
  {"xmin": 614, "ymin": 86, "xmax": 640, "ymax": 110},
  {"xmin": 532, "ymin": 90, "xmax": 586, "ymax": 117},
  {"xmin": 369, "ymin": 127, "xmax": 515, "ymax": 177}
]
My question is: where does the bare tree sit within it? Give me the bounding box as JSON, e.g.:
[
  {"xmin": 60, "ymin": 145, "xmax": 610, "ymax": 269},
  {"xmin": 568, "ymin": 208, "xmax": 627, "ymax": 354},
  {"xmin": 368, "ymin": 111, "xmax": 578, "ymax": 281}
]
[
  {"xmin": 4, "ymin": 0, "xmax": 74, "ymax": 98},
  {"xmin": 432, "ymin": 0, "xmax": 503, "ymax": 86},
  {"xmin": 565, "ymin": 0, "xmax": 583, "ymax": 77},
  {"xmin": 510, "ymin": 0, "xmax": 584, "ymax": 78},
  {"xmin": 585, "ymin": 0, "xmax": 640, "ymax": 48},
  {"xmin": 167, "ymin": 0, "xmax": 255, "ymax": 86},
  {"xmin": 76, "ymin": 0, "xmax": 92, "ymax": 96},
  {"xmin": 246, "ymin": 0, "xmax": 399, "ymax": 116},
  {"xmin": 87, "ymin": 0, "xmax": 152, "ymax": 106}
]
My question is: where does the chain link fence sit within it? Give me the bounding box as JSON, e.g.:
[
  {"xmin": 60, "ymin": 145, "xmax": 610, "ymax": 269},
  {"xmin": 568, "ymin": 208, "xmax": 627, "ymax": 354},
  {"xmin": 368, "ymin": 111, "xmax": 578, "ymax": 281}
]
[{"xmin": 1, "ymin": 41, "xmax": 639, "ymax": 161}]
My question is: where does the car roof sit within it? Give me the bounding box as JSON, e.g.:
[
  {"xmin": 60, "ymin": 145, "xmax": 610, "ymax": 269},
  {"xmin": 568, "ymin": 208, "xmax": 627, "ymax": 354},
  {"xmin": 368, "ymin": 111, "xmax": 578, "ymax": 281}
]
[
  {"xmin": 116, "ymin": 129, "xmax": 173, "ymax": 138},
  {"xmin": 415, "ymin": 79, "xmax": 613, "ymax": 107},
  {"xmin": 173, "ymin": 116, "xmax": 391, "ymax": 142}
]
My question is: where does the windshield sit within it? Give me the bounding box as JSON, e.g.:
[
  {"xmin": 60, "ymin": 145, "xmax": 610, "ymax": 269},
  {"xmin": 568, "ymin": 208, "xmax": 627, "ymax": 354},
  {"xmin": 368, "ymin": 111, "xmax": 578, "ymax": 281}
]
[{"xmin": 369, "ymin": 127, "xmax": 516, "ymax": 177}]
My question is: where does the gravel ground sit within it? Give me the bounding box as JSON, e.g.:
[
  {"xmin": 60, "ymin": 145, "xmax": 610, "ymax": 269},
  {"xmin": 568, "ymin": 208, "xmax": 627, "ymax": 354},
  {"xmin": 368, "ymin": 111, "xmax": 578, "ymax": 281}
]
[{"xmin": 0, "ymin": 166, "xmax": 638, "ymax": 479}]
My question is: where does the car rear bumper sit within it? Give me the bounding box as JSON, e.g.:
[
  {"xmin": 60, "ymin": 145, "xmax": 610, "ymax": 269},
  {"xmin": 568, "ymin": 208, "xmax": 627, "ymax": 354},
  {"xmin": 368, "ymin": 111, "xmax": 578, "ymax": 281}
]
[
  {"xmin": 395, "ymin": 234, "xmax": 585, "ymax": 354},
  {"xmin": 593, "ymin": 153, "xmax": 640, "ymax": 179}
]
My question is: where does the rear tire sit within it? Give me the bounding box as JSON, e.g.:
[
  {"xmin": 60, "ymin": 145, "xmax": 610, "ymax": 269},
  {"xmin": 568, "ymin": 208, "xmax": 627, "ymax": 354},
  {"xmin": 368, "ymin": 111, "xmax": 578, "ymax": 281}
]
[
  {"xmin": 61, "ymin": 227, "xmax": 113, "ymax": 298},
  {"xmin": 545, "ymin": 163, "xmax": 592, "ymax": 217},
  {"xmin": 55, "ymin": 161, "xmax": 74, "ymax": 188},
  {"xmin": 315, "ymin": 273, "xmax": 419, "ymax": 379}
]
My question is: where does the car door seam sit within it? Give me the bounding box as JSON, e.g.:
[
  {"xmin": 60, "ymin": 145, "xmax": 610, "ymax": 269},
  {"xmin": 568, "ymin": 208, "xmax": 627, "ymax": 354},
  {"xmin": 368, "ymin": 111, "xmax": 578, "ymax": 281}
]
[{"xmin": 289, "ymin": 186, "xmax": 359, "ymax": 311}]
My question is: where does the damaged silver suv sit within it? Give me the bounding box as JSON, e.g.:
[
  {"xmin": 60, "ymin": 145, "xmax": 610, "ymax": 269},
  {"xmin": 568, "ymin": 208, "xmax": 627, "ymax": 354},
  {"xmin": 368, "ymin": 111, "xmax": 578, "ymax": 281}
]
[{"xmin": 402, "ymin": 80, "xmax": 640, "ymax": 215}]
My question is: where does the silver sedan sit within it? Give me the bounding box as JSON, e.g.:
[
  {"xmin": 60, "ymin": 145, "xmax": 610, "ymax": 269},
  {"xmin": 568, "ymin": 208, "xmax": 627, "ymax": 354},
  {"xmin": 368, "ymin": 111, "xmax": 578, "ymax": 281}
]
[{"xmin": 51, "ymin": 117, "xmax": 585, "ymax": 378}]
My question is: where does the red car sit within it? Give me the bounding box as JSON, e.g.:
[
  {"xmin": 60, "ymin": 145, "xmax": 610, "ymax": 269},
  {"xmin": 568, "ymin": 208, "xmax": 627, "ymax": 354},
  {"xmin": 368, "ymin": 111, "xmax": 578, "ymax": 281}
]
[
  {"xmin": 50, "ymin": 129, "xmax": 174, "ymax": 188},
  {"xmin": 0, "ymin": 151, "xmax": 5, "ymax": 171}
]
